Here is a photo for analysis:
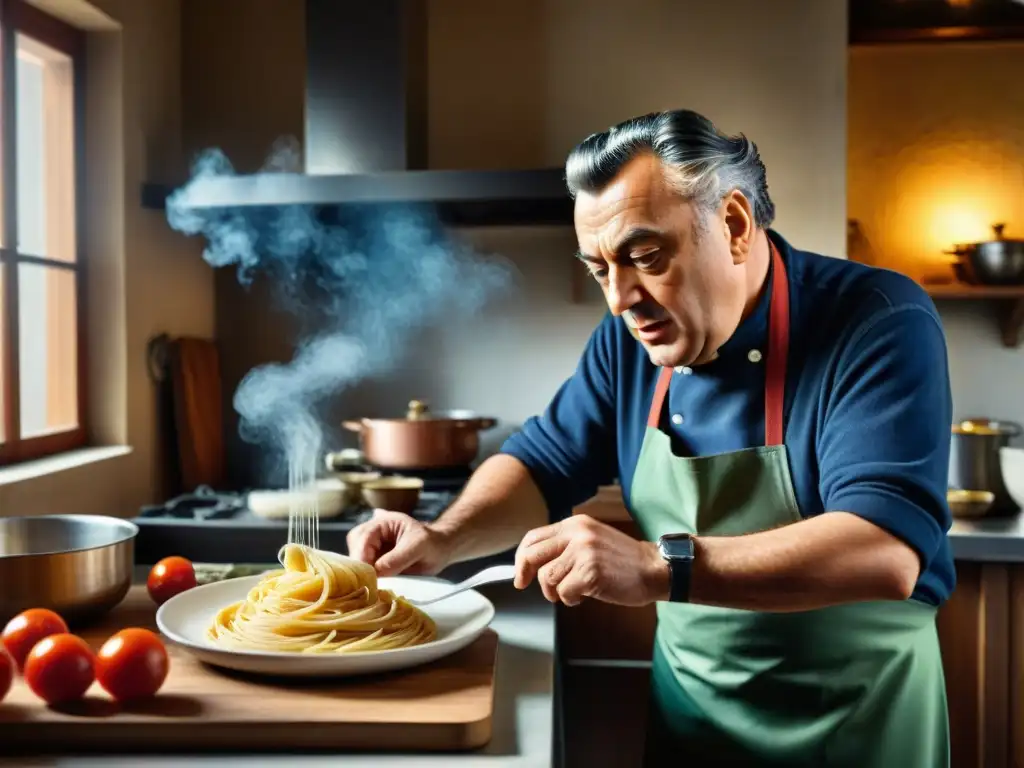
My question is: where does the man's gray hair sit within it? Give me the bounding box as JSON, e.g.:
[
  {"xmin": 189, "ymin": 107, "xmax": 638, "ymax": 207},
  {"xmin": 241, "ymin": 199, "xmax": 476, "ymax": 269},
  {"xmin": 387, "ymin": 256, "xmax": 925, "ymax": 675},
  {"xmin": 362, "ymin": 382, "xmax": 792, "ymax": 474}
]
[{"xmin": 564, "ymin": 109, "xmax": 775, "ymax": 229}]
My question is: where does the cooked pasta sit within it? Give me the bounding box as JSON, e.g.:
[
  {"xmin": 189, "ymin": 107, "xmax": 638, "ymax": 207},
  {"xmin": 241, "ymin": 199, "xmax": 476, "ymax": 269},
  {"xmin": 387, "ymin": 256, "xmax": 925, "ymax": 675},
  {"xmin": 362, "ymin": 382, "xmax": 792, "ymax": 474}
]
[{"xmin": 207, "ymin": 543, "xmax": 436, "ymax": 653}]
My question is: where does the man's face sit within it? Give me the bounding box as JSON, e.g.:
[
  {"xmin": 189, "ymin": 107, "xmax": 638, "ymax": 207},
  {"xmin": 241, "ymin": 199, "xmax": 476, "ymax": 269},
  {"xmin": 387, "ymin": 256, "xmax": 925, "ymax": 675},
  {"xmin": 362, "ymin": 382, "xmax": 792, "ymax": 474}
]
[{"xmin": 574, "ymin": 153, "xmax": 754, "ymax": 368}]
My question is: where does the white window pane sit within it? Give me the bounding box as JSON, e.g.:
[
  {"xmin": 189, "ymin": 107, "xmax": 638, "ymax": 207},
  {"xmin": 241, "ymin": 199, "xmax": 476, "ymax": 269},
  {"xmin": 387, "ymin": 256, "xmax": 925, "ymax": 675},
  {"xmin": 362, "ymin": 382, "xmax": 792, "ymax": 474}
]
[
  {"xmin": 16, "ymin": 34, "xmax": 75, "ymax": 262},
  {"xmin": 0, "ymin": 263, "xmax": 5, "ymax": 443},
  {"xmin": 18, "ymin": 263, "xmax": 77, "ymax": 437}
]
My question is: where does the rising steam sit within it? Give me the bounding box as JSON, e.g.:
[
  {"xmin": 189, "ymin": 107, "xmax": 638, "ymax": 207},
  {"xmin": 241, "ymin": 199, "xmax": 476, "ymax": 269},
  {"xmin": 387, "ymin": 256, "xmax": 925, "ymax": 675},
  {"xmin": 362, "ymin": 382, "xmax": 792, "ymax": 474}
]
[{"xmin": 165, "ymin": 139, "xmax": 517, "ymax": 486}]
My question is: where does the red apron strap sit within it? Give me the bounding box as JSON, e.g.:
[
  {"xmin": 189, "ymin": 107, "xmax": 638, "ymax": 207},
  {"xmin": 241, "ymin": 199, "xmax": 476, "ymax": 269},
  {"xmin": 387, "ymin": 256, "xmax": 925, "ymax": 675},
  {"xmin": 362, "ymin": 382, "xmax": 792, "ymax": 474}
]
[
  {"xmin": 764, "ymin": 240, "xmax": 790, "ymax": 446},
  {"xmin": 643, "ymin": 238, "xmax": 791, "ymax": 445},
  {"xmin": 647, "ymin": 366, "xmax": 674, "ymax": 428}
]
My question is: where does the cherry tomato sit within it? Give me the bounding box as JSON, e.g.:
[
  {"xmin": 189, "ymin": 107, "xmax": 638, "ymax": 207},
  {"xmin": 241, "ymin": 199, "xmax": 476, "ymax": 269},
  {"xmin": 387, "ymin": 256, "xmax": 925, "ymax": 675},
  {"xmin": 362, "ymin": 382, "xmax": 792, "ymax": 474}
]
[
  {"xmin": 23, "ymin": 633, "xmax": 95, "ymax": 705},
  {"xmin": 147, "ymin": 556, "xmax": 197, "ymax": 605},
  {"xmin": 2, "ymin": 608, "xmax": 69, "ymax": 671},
  {"xmin": 0, "ymin": 649, "xmax": 12, "ymax": 703},
  {"xmin": 95, "ymin": 628, "xmax": 169, "ymax": 701}
]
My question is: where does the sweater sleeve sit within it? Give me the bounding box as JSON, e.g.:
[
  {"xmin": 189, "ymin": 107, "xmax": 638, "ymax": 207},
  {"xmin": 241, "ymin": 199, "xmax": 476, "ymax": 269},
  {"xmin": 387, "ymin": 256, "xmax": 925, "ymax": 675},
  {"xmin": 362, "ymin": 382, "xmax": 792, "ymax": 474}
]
[{"xmin": 817, "ymin": 304, "xmax": 953, "ymax": 569}]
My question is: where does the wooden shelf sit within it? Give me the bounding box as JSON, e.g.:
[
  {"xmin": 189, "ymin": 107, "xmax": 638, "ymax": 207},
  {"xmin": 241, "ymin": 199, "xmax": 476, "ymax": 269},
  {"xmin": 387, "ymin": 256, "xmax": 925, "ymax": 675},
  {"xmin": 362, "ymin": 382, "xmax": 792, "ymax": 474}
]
[{"xmin": 924, "ymin": 283, "xmax": 1024, "ymax": 348}]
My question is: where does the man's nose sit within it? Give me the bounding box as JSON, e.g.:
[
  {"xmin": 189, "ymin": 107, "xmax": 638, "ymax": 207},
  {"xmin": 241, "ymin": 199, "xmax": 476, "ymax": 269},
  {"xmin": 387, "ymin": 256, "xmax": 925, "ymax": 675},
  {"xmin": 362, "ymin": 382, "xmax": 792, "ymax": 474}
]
[{"xmin": 605, "ymin": 265, "xmax": 641, "ymax": 316}]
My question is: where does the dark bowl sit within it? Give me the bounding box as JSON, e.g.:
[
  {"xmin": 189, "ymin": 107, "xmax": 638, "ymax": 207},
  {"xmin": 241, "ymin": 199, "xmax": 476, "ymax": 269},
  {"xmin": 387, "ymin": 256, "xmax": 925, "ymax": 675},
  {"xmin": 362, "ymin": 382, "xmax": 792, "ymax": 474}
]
[{"xmin": 959, "ymin": 241, "xmax": 1024, "ymax": 285}]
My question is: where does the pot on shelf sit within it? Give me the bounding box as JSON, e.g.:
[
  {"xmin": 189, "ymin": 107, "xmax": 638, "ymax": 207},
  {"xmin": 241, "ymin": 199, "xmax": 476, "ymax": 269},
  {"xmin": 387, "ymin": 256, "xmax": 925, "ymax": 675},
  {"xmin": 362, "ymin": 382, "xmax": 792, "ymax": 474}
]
[
  {"xmin": 945, "ymin": 224, "xmax": 1024, "ymax": 285},
  {"xmin": 342, "ymin": 400, "xmax": 497, "ymax": 470},
  {"xmin": 949, "ymin": 418, "xmax": 1022, "ymax": 515}
]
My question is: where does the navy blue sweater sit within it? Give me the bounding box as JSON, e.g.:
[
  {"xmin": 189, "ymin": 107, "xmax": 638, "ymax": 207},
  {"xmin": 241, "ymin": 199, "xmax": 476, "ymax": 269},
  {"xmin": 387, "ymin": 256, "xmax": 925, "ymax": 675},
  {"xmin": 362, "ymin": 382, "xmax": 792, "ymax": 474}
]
[{"xmin": 500, "ymin": 230, "xmax": 956, "ymax": 606}]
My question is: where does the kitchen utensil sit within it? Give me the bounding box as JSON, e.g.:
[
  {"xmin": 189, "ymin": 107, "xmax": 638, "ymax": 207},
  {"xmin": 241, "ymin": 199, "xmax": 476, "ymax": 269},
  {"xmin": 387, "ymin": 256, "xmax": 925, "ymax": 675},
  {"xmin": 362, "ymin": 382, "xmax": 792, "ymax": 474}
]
[
  {"xmin": 945, "ymin": 224, "xmax": 1024, "ymax": 285},
  {"xmin": 949, "ymin": 418, "xmax": 1022, "ymax": 514},
  {"xmin": 156, "ymin": 572, "xmax": 495, "ymax": 677},
  {"xmin": 0, "ymin": 514, "xmax": 138, "ymax": 626},
  {"xmin": 406, "ymin": 564, "xmax": 516, "ymax": 607},
  {"xmin": 247, "ymin": 478, "xmax": 346, "ymax": 520},
  {"xmin": 360, "ymin": 476, "xmax": 424, "ymax": 513},
  {"xmin": 1, "ymin": 585, "xmax": 497, "ymax": 752},
  {"xmin": 946, "ymin": 489, "xmax": 995, "ymax": 519},
  {"xmin": 999, "ymin": 447, "xmax": 1024, "ymax": 510},
  {"xmin": 343, "ymin": 400, "xmax": 497, "ymax": 469},
  {"xmin": 324, "ymin": 448, "xmax": 365, "ymax": 471},
  {"xmin": 333, "ymin": 470, "xmax": 382, "ymax": 506}
]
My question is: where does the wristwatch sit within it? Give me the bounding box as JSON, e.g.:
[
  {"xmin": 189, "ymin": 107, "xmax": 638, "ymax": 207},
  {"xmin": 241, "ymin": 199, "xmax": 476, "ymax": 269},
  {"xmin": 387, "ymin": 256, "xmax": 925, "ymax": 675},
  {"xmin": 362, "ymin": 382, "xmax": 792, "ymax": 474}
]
[{"xmin": 658, "ymin": 532, "xmax": 695, "ymax": 603}]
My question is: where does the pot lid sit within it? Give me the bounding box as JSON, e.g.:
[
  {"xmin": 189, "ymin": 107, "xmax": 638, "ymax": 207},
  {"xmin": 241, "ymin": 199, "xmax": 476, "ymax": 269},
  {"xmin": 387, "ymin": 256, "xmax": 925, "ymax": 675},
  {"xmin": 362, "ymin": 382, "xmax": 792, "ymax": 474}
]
[
  {"xmin": 404, "ymin": 400, "xmax": 489, "ymax": 422},
  {"xmin": 962, "ymin": 223, "xmax": 1024, "ymax": 247},
  {"xmin": 952, "ymin": 418, "xmax": 1020, "ymax": 436},
  {"xmin": 349, "ymin": 401, "xmax": 496, "ymax": 426}
]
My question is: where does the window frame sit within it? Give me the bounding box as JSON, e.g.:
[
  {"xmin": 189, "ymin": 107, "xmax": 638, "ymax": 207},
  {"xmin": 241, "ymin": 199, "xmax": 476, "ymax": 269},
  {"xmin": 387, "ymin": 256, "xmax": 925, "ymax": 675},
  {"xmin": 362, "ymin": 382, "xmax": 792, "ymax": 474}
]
[{"xmin": 0, "ymin": 0, "xmax": 87, "ymax": 466}]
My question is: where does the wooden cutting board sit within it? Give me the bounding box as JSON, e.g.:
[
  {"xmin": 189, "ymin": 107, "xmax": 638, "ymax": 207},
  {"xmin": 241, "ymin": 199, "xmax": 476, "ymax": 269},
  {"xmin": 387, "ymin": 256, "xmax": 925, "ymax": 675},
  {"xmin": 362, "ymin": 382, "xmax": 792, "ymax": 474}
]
[{"xmin": 0, "ymin": 585, "xmax": 498, "ymax": 753}]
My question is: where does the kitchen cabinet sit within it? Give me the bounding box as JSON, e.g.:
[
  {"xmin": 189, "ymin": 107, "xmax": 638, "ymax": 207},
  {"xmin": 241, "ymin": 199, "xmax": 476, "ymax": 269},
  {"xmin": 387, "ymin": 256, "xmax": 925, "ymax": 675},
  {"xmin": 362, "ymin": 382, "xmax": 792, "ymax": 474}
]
[
  {"xmin": 555, "ymin": 487, "xmax": 656, "ymax": 768},
  {"xmin": 556, "ymin": 486, "xmax": 1023, "ymax": 768}
]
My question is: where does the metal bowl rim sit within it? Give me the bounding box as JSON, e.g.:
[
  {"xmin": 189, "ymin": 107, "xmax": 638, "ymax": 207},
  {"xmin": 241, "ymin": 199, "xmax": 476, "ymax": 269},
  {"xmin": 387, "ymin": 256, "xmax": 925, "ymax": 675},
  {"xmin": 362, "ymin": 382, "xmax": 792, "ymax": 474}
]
[{"xmin": 0, "ymin": 514, "xmax": 139, "ymax": 560}]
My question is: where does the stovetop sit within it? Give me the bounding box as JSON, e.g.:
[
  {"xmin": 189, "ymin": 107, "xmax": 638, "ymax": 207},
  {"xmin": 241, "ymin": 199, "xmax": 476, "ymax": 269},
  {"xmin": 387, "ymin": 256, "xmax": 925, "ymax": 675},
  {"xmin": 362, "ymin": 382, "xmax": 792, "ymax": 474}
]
[{"xmin": 132, "ymin": 472, "xmax": 466, "ymax": 566}]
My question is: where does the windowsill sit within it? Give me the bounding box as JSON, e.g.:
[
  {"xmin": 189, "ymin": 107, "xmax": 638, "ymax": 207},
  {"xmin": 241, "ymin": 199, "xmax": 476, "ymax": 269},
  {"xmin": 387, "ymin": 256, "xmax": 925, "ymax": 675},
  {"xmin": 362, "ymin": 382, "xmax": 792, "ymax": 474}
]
[{"xmin": 0, "ymin": 445, "xmax": 133, "ymax": 486}]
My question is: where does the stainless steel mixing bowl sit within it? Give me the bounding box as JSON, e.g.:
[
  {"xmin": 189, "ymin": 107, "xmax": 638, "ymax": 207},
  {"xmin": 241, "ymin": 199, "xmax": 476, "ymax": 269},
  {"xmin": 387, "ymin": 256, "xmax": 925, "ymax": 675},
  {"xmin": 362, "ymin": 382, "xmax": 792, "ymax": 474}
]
[{"xmin": 0, "ymin": 515, "xmax": 138, "ymax": 626}]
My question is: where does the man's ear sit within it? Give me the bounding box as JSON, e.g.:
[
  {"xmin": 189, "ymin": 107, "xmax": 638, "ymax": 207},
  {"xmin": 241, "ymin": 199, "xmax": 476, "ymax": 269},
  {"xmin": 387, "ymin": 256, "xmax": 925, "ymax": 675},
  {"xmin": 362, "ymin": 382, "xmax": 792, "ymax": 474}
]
[{"xmin": 722, "ymin": 190, "xmax": 756, "ymax": 265}]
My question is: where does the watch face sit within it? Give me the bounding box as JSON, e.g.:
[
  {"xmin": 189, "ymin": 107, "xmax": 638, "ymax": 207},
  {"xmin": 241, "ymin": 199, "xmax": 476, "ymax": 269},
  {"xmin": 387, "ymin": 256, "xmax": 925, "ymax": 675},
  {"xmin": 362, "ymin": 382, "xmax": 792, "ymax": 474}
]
[{"xmin": 659, "ymin": 535, "xmax": 694, "ymax": 560}]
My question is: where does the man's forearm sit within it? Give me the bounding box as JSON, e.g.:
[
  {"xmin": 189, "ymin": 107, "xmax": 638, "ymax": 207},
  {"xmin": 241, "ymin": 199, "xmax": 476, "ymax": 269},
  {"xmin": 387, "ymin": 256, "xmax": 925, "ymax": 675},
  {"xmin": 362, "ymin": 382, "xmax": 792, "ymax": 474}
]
[
  {"xmin": 686, "ymin": 511, "xmax": 923, "ymax": 612},
  {"xmin": 429, "ymin": 454, "xmax": 550, "ymax": 565}
]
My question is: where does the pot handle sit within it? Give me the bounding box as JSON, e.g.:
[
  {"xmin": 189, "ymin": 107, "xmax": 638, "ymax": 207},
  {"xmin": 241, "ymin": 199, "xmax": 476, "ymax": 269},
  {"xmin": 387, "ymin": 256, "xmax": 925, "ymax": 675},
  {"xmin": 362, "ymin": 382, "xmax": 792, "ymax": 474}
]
[
  {"xmin": 1004, "ymin": 421, "xmax": 1022, "ymax": 437},
  {"xmin": 342, "ymin": 420, "xmax": 364, "ymax": 433},
  {"xmin": 475, "ymin": 418, "xmax": 498, "ymax": 430}
]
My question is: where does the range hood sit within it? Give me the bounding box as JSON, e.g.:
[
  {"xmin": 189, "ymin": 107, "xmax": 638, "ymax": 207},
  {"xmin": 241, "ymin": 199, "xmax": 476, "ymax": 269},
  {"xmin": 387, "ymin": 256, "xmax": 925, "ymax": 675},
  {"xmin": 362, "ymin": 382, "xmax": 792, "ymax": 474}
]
[{"xmin": 141, "ymin": 0, "xmax": 573, "ymax": 226}]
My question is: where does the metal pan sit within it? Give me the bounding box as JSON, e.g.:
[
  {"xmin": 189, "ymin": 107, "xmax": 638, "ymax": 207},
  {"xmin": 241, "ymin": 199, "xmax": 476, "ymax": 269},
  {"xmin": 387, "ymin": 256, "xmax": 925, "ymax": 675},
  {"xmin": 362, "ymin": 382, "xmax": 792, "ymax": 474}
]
[
  {"xmin": 945, "ymin": 224, "xmax": 1024, "ymax": 285},
  {"xmin": 0, "ymin": 514, "xmax": 138, "ymax": 626}
]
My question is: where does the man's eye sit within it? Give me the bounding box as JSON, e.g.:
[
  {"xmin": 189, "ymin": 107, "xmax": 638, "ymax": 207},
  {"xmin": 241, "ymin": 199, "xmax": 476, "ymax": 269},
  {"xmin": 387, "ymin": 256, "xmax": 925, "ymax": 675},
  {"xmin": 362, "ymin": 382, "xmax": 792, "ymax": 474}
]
[
  {"xmin": 589, "ymin": 267, "xmax": 608, "ymax": 280},
  {"xmin": 634, "ymin": 251, "xmax": 660, "ymax": 269}
]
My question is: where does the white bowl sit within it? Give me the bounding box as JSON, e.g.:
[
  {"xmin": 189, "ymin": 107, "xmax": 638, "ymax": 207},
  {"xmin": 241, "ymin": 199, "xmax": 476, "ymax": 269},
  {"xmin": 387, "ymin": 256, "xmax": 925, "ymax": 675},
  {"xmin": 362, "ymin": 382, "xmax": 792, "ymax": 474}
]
[
  {"xmin": 1000, "ymin": 447, "xmax": 1024, "ymax": 510},
  {"xmin": 155, "ymin": 573, "xmax": 494, "ymax": 678},
  {"xmin": 247, "ymin": 480, "xmax": 347, "ymax": 519}
]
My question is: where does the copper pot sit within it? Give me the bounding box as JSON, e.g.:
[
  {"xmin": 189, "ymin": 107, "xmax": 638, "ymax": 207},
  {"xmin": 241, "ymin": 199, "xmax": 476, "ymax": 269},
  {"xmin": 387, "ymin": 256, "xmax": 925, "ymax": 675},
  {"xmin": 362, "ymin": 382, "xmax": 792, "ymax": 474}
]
[{"xmin": 342, "ymin": 400, "xmax": 497, "ymax": 469}]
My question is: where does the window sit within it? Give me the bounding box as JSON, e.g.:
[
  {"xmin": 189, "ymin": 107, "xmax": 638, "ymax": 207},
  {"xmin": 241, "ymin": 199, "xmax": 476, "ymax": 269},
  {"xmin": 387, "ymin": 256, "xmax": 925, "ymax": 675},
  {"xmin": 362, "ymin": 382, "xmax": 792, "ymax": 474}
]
[{"xmin": 0, "ymin": 1, "xmax": 84, "ymax": 465}]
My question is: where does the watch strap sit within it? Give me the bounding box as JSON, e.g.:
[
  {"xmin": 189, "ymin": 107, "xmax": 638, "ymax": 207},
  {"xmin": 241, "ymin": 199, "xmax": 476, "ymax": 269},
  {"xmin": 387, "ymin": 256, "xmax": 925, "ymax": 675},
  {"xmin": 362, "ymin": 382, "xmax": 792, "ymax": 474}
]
[
  {"xmin": 668, "ymin": 556, "xmax": 692, "ymax": 603},
  {"xmin": 659, "ymin": 534, "xmax": 694, "ymax": 603}
]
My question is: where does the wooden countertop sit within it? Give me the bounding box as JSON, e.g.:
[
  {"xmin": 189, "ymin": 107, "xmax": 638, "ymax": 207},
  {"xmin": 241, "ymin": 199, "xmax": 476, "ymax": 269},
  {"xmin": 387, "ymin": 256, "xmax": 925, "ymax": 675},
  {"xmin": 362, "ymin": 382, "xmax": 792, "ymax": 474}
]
[{"xmin": 0, "ymin": 586, "xmax": 499, "ymax": 754}]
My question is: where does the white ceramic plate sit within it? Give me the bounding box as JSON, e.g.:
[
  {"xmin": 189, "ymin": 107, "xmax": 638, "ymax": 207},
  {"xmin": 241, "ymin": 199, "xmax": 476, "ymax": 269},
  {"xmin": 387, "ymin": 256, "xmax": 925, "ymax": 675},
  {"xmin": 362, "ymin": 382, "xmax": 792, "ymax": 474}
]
[{"xmin": 155, "ymin": 573, "xmax": 495, "ymax": 677}]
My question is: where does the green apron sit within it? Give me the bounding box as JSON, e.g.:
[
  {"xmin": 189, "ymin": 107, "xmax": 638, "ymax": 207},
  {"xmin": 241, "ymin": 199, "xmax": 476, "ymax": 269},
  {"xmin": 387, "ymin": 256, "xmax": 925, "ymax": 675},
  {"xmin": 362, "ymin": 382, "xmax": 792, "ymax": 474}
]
[{"xmin": 631, "ymin": 242, "xmax": 950, "ymax": 767}]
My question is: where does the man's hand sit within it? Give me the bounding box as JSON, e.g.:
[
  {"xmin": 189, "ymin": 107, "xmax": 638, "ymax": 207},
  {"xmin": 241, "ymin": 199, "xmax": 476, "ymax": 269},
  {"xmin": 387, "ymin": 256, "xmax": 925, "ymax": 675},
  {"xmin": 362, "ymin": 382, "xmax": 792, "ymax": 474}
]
[
  {"xmin": 347, "ymin": 509, "xmax": 454, "ymax": 577},
  {"xmin": 514, "ymin": 514, "xmax": 669, "ymax": 607}
]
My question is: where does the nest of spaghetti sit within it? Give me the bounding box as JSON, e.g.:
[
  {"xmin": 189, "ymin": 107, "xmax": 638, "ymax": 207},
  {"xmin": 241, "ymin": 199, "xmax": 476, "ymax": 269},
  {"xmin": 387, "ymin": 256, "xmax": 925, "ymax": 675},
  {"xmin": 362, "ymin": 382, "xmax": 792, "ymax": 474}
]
[{"xmin": 207, "ymin": 543, "xmax": 437, "ymax": 653}]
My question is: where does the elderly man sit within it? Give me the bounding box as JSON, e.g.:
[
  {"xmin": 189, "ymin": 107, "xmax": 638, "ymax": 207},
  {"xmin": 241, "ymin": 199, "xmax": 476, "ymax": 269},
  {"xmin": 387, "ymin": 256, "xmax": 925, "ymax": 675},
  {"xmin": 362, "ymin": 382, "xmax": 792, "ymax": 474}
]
[{"xmin": 348, "ymin": 109, "xmax": 953, "ymax": 766}]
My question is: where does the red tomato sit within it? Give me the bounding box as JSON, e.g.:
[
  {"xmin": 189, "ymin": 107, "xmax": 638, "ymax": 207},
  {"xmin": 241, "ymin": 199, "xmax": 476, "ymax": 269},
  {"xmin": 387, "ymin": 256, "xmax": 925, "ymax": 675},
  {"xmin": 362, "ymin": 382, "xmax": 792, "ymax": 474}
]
[
  {"xmin": 23, "ymin": 633, "xmax": 96, "ymax": 705},
  {"xmin": 0, "ymin": 649, "xmax": 12, "ymax": 703},
  {"xmin": 147, "ymin": 556, "xmax": 197, "ymax": 605},
  {"xmin": 2, "ymin": 608, "xmax": 69, "ymax": 671},
  {"xmin": 95, "ymin": 628, "xmax": 169, "ymax": 701}
]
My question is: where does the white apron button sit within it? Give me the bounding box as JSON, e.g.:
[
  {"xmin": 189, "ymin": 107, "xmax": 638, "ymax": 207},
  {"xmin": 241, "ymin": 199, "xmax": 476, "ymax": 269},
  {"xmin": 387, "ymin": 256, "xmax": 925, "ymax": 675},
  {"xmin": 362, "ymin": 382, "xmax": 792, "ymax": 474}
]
[
  {"xmin": 747, "ymin": 349, "xmax": 762, "ymax": 363},
  {"xmin": 671, "ymin": 413, "xmax": 684, "ymax": 425},
  {"xmin": 674, "ymin": 366, "xmax": 693, "ymax": 375}
]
